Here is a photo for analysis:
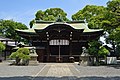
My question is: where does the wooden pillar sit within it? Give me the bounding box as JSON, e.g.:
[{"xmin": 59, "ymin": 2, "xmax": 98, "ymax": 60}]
[
  {"xmin": 29, "ymin": 36, "xmax": 32, "ymax": 46},
  {"xmin": 70, "ymin": 41, "xmax": 72, "ymax": 56},
  {"xmin": 46, "ymin": 32, "xmax": 50, "ymax": 62},
  {"xmin": 4, "ymin": 41, "xmax": 8, "ymax": 60},
  {"xmin": 58, "ymin": 30, "xmax": 61, "ymax": 62},
  {"xmin": 15, "ymin": 40, "xmax": 17, "ymax": 45},
  {"xmin": 69, "ymin": 32, "xmax": 72, "ymax": 56}
]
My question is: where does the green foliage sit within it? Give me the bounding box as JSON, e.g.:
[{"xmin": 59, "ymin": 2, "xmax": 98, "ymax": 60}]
[
  {"xmin": 98, "ymin": 46, "xmax": 109, "ymax": 57},
  {"xmin": 0, "ymin": 20, "xmax": 28, "ymax": 41},
  {"xmin": 101, "ymin": 20, "xmax": 111, "ymax": 31},
  {"xmin": 17, "ymin": 48, "xmax": 30, "ymax": 55},
  {"xmin": 72, "ymin": 5, "xmax": 106, "ymax": 20},
  {"xmin": 72, "ymin": 0, "xmax": 119, "ymax": 31},
  {"xmin": 0, "ymin": 42, "xmax": 5, "ymax": 53},
  {"xmin": 9, "ymin": 52, "xmax": 18, "ymax": 59},
  {"xmin": 88, "ymin": 40, "xmax": 109, "ymax": 57},
  {"xmin": 108, "ymin": 28, "xmax": 120, "ymax": 45},
  {"xmin": 116, "ymin": 44, "xmax": 120, "ymax": 56},
  {"xmin": 29, "ymin": 20, "xmax": 35, "ymax": 28},
  {"xmin": 107, "ymin": 0, "xmax": 120, "ymax": 14},
  {"xmin": 35, "ymin": 8, "xmax": 69, "ymax": 21},
  {"xmin": 72, "ymin": 0, "xmax": 120, "ymax": 55},
  {"xmin": 103, "ymin": 0, "xmax": 120, "ymax": 32},
  {"xmin": 88, "ymin": 40, "xmax": 109, "ymax": 65},
  {"xmin": 115, "ymin": 28, "xmax": 120, "ymax": 43},
  {"xmin": 106, "ymin": 0, "xmax": 120, "ymax": 44},
  {"xmin": 88, "ymin": 40, "xmax": 101, "ymax": 56},
  {"xmin": 72, "ymin": 5, "xmax": 106, "ymax": 29},
  {"xmin": 9, "ymin": 48, "xmax": 30, "ymax": 60}
]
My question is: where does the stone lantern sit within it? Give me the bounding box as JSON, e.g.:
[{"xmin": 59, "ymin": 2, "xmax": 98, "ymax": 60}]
[
  {"xmin": 29, "ymin": 47, "xmax": 38, "ymax": 65},
  {"xmin": 79, "ymin": 47, "xmax": 91, "ymax": 66}
]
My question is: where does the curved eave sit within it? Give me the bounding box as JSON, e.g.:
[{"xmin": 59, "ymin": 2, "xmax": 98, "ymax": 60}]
[
  {"xmin": 32, "ymin": 23, "xmax": 50, "ymax": 29},
  {"xmin": 16, "ymin": 29, "xmax": 36, "ymax": 35},
  {"xmin": 81, "ymin": 29, "xmax": 104, "ymax": 40},
  {"xmin": 69, "ymin": 23, "xmax": 88, "ymax": 30},
  {"xmin": 63, "ymin": 23, "xmax": 85, "ymax": 30},
  {"xmin": 16, "ymin": 29, "xmax": 38, "ymax": 39},
  {"xmin": 83, "ymin": 29, "xmax": 103, "ymax": 33},
  {"xmin": 33, "ymin": 22, "xmax": 85, "ymax": 30},
  {"xmin": 34, "ymin": 29, "xmax": 43, "ymax": 33},
  {"xmin": 82, "ymin": 29, "xmax": 104, "ymax": 40}
]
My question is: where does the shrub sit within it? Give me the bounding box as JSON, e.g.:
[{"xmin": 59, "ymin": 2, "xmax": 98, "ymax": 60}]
[
  {"xmin": 9, "ymin": 48, "xmax": 30, "ymax": 65},
  {"xmin": 17, "ymin": 48, "xmax": 30, "ymax": 55},
  {"xmin": 0, "ymin": 42, "xmax": 5, "ymax": 53},
  {"xmin": 0, "ymin": 42, "xmax": 5, "ymax": 62},
  {"xmin": 98, "ymin": 46, "xmax": 109, "ymax": 57}
]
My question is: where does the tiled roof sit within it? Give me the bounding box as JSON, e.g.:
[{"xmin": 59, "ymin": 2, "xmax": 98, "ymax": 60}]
[
  {"xmin": 0, "ymin": 36, "xmax": 13, "ymax": 41},
  {"xmin": 16, "ymin": 22, "xmax": 103, "ymax": 33},
  {"xmin": 0, "ymin": 36, "xmax": 17, "ymax": 46}
]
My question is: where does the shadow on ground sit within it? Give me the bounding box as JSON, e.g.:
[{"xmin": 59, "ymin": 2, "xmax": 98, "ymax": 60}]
[
  {"xmin": 106, "ymin": 64, "xmax": 120, "ymax": 69},
  {"xmin": 0, "ymin": 76, "xmax": 120, "ymax": 80}
]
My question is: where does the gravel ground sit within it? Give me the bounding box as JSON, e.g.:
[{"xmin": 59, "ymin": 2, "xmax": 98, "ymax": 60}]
[
  {"xmin": 0, "ymin": 61, "xmax": 45, "ymax": 80},
  {"xmin": 74, "ymin": 64, "xmax": 120, "ymax": 77},
  {"xmin": 0, "ymin": 61, "xmax": 120, "ymax": 80}
]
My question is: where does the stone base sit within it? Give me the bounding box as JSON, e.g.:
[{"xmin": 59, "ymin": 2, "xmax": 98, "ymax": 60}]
[
  {"xmin": 29, "ymin": 60, "xmax": 38, "ymax": 66},
  {"xmin": 29, "ymin": 53, "xmax": 38, "ymax": 66},
  {"xmin": 80, "ymin": 56, "xmax": 91, "ymax": 66},
  {"xmin": 80, "ymin": 61, "xmax": 90, "ymax": 66}
]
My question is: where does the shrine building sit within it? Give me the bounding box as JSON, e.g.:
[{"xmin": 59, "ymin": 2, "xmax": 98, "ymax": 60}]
[{"xmin": 16, "ymin": 17, "xmax": 103, "ymax": 62}]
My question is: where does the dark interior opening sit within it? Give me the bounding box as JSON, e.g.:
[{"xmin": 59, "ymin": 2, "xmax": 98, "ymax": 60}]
[{"xmin": 50, "ymin": 45, "xmax": 69, "ymax": 55}]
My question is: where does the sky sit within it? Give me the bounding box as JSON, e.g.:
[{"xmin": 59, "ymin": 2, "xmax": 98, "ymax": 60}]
[{"xmin": 0, "ymin": 0, "xmax": 109, "ymax": 28}]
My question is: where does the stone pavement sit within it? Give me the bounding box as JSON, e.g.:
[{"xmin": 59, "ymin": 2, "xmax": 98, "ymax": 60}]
[
  {"xmin": 35, "ymin": 63, "xmax": 78, "ymax": 80},
  {"xmin": 0, "ymin": 61, "xmax": 120, "ymax": 80}
]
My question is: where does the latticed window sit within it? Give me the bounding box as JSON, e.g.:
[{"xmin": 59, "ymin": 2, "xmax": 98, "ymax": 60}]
[{"xmin": 49, "ymin": 40, "xmax": 69, "ymax": 45}]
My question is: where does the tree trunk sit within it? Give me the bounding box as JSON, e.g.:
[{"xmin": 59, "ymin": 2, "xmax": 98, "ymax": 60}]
[
  {"xmin": 95, "ymin": 56, "xmax": 100, "ymax": 66},
  {"xmin": 16, "ymin": 57, "xmax": 21, "ymax": 65}
]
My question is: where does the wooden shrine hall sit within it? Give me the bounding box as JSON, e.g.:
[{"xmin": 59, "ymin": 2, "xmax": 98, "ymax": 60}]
[{"xmin": 16, "ymin": 17, "xmax": 103, "ymax": 62}]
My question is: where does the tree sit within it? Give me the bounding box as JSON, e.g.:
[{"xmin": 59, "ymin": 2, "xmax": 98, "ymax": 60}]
[
  {"xmin": 0, "ymin": 19, "xmax": 28, "ymax": 41},
  {"xmin": 29, "ymin": 19, "xmax": 35, "ymax": 28},
  {"xmin": 104, "ymin": 0, "xmax": 120, "ymax": 56},
  {"xmin": 35, "ymin": 10, "xmax": 45, "ymax": 20},
  {"xmin": 29, "ymin": 8, "xmax": 70, "ymax": 28},
  {"xmin": 72, "ymin": 0, "xmax": 119, "ymax": 30},
  {"xmin": 35, "ymin": 8, "xmax": 69, "ymax": 21},
  {"xmin": 116, "ymin": 44, "xmax": 120, "ymax": 56},
  {"xmin": 9, "ymin": 48, "xmax": 30, "ymax": 65},
  {"xmin": 102, "ymin": 0, "xmax": 120, "ymax": 32},
  {"xmin": 0, "ymin": 42, "xmax": 5, "ymax": 54},
  {"xmin": 114, "ymin": 28, "xmax": 120, "ymax": 43},
  {"xmin": 72, "ymin": 0, "xmax": 120, "ymax": 57},
  {"xmin": 72, "ymin": 5, "xmax": 107, "ymax": 29},
  {"xmin": 107, "ymin": 0, "xmax": 120, "ymax": 26},
  {"xmin": 0, "ymin": 42, "xmax": 5, "ymax": 62},
  {"xmin": 98, "ymin": 46, "xmax": 109, "ymax": 57},
  {"xmin": 88, "ymin": 40, "xmax": 101, "ymax": 56},
  {"xmin": 88, "ymin": 40, "xmax": 109, "ymax": 65}
]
